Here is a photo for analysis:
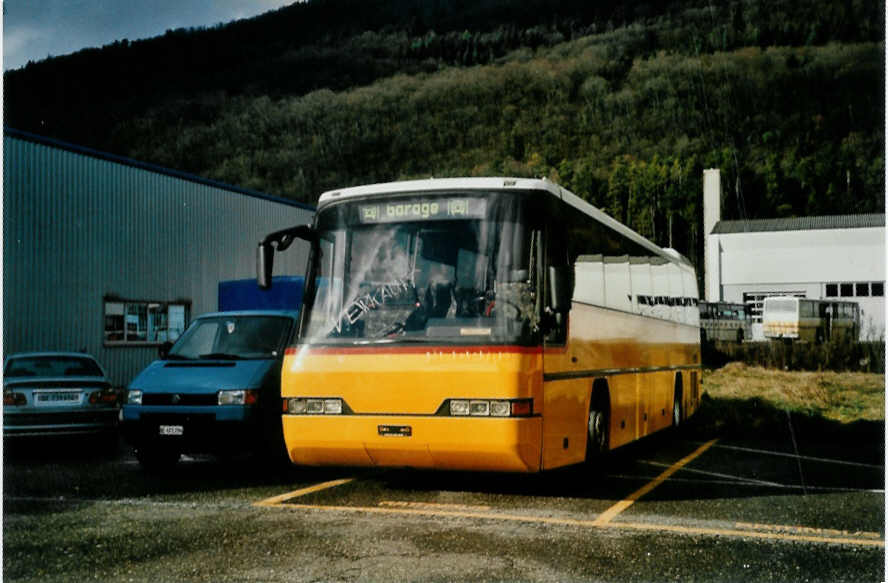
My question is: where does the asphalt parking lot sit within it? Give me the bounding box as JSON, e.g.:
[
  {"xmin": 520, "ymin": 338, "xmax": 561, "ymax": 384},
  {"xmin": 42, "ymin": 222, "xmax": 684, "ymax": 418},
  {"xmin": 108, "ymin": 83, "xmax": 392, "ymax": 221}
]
[{"xmin": 3, "ymin": 413, "xmax": 884, "ymax": 582}]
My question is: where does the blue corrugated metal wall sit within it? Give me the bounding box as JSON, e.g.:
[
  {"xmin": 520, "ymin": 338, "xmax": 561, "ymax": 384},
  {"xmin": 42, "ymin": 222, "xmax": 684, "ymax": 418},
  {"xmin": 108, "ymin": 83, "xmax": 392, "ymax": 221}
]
[{"xmin": 3, "ymin": 132, "xmax": 314, "ymax": 386}]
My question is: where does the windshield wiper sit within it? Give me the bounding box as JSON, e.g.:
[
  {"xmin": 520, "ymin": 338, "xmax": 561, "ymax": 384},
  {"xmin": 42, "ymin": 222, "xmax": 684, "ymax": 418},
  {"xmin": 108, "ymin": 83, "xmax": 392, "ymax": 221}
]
[
  {"xmin": 165, "ymin": 354, "xmax": 193, "ymax": 361},
  {"xmin": 198, "ymin": 353, "xmax": 244, "ymax": 360}
]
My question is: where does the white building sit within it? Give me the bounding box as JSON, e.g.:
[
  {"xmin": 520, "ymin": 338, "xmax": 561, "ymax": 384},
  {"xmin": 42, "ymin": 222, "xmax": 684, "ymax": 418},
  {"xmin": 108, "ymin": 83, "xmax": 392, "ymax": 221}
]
[{"xmin": 703, "ymin": 169, "xmax": 885, "ymax": 341}]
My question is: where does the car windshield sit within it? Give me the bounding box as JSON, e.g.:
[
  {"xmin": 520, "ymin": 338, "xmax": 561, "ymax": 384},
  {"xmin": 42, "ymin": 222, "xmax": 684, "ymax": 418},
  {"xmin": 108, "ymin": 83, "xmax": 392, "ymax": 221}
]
[
  {"xmin": 168, "ymin": 316, "xmax": 292, "ymax": 360},
  {"xmin": 4, "ymin": 356, "xmax": 103, "ymax": 378},
  {"xmin": 303, "ymin": 191, "xmax": 538, "ymax": 345}
]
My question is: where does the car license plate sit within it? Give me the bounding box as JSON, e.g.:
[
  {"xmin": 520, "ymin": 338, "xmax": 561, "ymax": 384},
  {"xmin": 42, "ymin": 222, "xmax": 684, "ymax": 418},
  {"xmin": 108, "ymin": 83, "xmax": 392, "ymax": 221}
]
[
  {"xmin": 34, "ymin": 391, "xmax": 81, "ymax": 406},
  {"xmin": 159, "ymin": 425, "xmax": 184, "ymax": 436}
]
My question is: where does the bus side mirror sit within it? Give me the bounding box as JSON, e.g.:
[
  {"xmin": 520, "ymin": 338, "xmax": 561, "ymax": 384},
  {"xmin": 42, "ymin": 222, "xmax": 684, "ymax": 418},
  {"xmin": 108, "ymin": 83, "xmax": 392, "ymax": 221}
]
[
  {"xmin": 257, "ymin": 243, "xmax": 275, "ymax": 290},
  {"xmin": 549, "ymin": 266, "xmax": 573, "ymax": 313},
  {"xmin": 257, "ymin": 224, "xmax": 317, "ymax": 290}
]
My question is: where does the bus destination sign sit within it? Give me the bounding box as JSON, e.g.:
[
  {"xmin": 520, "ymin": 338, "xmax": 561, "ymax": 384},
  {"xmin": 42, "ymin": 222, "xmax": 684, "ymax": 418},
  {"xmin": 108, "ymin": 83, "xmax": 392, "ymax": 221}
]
[{"xmin": 358, "ymin": 198, "xmax": 486, "ymax": 223}]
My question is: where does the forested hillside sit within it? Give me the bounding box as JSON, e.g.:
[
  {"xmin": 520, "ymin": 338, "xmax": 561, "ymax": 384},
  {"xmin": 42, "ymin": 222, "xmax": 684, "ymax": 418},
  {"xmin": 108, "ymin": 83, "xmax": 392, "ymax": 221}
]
[{"xmin": 4, "ymin": 0, "xmax": 883, "ymax": 265}]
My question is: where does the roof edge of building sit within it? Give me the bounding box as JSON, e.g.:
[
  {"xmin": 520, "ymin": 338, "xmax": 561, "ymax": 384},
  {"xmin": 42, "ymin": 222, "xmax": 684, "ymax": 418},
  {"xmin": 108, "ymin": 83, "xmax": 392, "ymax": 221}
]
[
  {"xmin": 4, "ymin": 127, "xmax": 315, "ymax": 211},
  {"xmin": 712, "ymin": 214, "xmax": 885, "ymax": 235}
]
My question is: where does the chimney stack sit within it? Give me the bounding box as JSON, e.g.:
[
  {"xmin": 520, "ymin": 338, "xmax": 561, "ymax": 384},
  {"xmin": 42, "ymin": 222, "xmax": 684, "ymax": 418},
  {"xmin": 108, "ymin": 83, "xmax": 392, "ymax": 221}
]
[{"xmin": 703, "ymin": 169, "xmax": 722, "ymax": 302}]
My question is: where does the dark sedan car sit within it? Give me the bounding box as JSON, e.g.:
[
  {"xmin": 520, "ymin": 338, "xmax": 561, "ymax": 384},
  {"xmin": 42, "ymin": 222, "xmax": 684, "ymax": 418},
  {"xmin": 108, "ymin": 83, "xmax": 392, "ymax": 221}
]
[{"xmin": 3, "ymin": 352, "xmax": 120, "ymax": 441}]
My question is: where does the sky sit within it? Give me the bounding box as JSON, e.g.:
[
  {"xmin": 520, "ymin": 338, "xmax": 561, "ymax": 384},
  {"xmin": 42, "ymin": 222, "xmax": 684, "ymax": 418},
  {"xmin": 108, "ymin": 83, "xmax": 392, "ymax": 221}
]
[{"xmin": 2, "ymin": 0, "xmax": 297, "ymax": 71}]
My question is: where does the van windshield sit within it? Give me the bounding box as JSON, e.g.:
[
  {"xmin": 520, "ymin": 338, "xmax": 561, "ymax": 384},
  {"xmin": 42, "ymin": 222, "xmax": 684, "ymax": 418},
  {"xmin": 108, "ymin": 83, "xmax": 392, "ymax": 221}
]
[
  {"xmin": 302, "ymin": 192, "xmax": 538, "ymax": 346},
  {"xmin": 169, "ymin": 316, "xmax": 292, "ymax": 360}
]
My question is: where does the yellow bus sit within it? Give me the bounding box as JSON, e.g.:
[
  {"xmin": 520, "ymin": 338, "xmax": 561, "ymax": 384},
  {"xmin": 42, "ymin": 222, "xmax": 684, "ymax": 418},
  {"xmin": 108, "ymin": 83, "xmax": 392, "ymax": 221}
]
[
  {"xmin": 762, "ymin": 296, "xmax": 860, "ymax": 343},
  {"xmin": 258, "ymin": 178, "xmax": 701, "ymax": 472}
]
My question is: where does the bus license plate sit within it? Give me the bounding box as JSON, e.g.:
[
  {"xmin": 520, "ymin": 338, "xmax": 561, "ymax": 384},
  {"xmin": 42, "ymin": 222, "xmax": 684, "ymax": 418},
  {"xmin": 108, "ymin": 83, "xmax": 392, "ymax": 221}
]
[
  {"xmin": 378, "ymin": 425, "xmax": 411, "ymax": 437},
  {"xmin": 159, "ymin": 425, "xmax": 184, "ymax": 436}
]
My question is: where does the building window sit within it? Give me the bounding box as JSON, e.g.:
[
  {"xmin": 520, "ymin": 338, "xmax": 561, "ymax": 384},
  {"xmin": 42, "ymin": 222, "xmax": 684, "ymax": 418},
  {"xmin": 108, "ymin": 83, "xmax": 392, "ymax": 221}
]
[
  {"xmin": 839, "ymin": 283, "xmax": 854, "ymax": 297},
  {"xmin": 825, "ymin": 283, "xmax": 838, "ymax": 297},
  {"xmin": 872, "ymin": 282, "xmax": 885, "ymax": 297},
  {"xmin": 855, "ymin": 283, "xmax": 870, "ymax": 297},
  {"xmin": 104, "ymin": 299, "xmax": 190, "ymax": 345}
]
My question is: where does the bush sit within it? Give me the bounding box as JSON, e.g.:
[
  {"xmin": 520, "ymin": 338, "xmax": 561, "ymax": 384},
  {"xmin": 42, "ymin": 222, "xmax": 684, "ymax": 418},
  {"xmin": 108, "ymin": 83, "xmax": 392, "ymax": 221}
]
[{"xmin": 703, "ymin": 337, "xmax": 885, "ymax": 373}]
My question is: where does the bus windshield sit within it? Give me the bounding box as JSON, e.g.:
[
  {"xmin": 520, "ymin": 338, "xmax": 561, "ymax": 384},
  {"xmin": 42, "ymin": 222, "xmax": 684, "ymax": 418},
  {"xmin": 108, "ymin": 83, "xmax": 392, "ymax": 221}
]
[
  {"xmin": 303, "ymin": 192, "xmax": 537, "ymax": 345},
  {"xmin": 765, "ymin": 298, "xmax": 798, "ymax": 318}
]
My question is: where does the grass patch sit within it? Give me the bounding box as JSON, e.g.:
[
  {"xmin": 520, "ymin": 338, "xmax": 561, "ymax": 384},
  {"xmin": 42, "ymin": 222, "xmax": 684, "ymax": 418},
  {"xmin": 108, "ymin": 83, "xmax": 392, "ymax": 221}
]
[{"xmin": 703, "ymin": 362, "xmax": 884, "ymax": 424}]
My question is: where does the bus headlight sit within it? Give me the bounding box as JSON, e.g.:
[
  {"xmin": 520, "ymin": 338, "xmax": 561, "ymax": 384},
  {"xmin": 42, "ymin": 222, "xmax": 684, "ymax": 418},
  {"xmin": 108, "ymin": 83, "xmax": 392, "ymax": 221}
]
[
  {"xmin": 469, "ymin": 400, "xmax": 490, "ymax": 416},
  {"xmin": 445, "ymin": 398, "xmax": 532, "ymax": 417},
  {"xmin": 489, "ymin": 400, "xmax": 511, "ymax": 417},
  {"xmin": 284, "ymin": 397, "xmax": 344, "ymax": 415},
  {"xmin": 450, "ymin": 400, "xmax": 470, "ymax": 416}
]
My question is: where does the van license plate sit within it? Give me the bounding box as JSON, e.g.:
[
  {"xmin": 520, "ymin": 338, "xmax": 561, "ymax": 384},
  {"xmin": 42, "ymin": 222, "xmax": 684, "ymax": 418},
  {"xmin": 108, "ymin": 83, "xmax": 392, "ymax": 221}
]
[{"xmin": 159, "ymin": 425, "xmax": 184, "ymax": 436}]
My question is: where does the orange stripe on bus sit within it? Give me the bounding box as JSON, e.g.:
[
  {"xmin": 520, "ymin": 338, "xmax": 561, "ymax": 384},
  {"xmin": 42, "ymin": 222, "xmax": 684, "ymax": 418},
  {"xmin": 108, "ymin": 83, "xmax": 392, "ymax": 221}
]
[{"xmin": 285, "ymin": 345, "xmax": 544, "ymax": 356}]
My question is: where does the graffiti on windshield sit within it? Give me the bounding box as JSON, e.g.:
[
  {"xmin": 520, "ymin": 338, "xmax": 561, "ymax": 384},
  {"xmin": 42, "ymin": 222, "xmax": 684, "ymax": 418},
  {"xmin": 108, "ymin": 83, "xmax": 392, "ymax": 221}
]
[{"xmin": 338, "ymin": 278, "xmax": 413, "ymax": 333}]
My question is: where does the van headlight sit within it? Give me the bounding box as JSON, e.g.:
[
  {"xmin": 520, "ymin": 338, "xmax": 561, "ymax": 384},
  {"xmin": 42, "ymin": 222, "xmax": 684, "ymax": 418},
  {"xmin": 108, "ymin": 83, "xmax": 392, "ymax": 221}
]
[
  {"xmin": 218, "ymin": 389, "xmax": 259, "ymax": 406},
  {"xmin": 127, "ymin": 390, "xmax": 143, "ymax": 405}
]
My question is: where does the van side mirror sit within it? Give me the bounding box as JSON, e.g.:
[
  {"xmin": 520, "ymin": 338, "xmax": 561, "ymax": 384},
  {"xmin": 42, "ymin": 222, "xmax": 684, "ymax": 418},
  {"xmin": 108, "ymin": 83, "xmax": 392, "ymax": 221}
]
[
  {"xmin": 158, "ymin": 341, "xmax": 173, "ymax": 360},
  {"xmin": 257, "ymin": 224, "xmax": 317, "ymax": 290}
]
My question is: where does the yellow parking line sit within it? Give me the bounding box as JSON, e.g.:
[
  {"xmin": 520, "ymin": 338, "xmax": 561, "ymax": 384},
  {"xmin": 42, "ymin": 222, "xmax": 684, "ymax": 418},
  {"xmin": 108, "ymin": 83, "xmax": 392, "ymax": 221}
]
[
  {"xmin": 252, "ymin": 441, "xmax": 884, "ymax": 548},
  {"xmin": 253, "ymin": 478, "xmax": 355, "ymax": 507},
  {"xmin": 274, "ymin": 501, "xmax": 883, "ymax": 548},
  {"xmin": 593, "ymin": 438, "xmax": 719, "ymax": 526},
  {"xmin": 615, "ymin": 520, "xmax": 884, "ymax": 548},
  {"xmin": 733, "ymin": 521, "xmax": 883, "ymax": 540}
]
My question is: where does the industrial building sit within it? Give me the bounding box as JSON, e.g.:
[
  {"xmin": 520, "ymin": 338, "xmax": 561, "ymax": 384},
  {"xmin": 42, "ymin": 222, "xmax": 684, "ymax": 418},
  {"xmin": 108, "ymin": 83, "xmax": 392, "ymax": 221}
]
[
  {"xmin": 703, "ymin": 168, "xmax": 885, "ymax": 340},
  {"xmin": 3, "ymin": 129, "xmax": 314, "ymax": 386}
]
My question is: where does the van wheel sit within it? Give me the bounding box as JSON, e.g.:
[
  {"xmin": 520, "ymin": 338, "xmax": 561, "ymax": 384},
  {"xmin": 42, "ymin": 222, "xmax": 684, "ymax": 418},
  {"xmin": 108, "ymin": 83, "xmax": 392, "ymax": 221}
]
[{"xmin": 135, "ymin": 445, "xmax": 180, "ymax": 472}]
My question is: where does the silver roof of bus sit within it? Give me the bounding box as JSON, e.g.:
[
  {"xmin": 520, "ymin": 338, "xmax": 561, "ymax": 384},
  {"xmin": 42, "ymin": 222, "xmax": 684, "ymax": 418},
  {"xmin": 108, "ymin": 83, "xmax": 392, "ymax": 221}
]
[{"xmin": 317, "ymin": 177, "xmax": 690, "ymax": 268}]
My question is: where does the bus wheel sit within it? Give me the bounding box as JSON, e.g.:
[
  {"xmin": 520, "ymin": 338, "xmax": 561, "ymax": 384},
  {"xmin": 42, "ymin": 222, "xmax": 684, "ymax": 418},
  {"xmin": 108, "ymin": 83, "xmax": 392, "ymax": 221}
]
[
  {"xmin": 672, "ymin": 386, "xmax": 683, "ymax": 428},
  {"xmin": 586, "ymin": 395, "xmax": 609, "ymax": 461},
  {"xmin": 736, "ymin": 329, "xmax": 744, "ymax": 343},
  {"xmin": 587, "ymin": 409, "xmax": 608, "ymax": 459}
]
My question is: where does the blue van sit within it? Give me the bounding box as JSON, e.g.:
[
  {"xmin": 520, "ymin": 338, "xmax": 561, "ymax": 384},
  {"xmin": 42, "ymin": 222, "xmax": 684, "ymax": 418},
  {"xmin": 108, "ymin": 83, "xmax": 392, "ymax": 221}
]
[{"xmin": 121, "ymin": 310, "xmax": 299, "ymax": 469}]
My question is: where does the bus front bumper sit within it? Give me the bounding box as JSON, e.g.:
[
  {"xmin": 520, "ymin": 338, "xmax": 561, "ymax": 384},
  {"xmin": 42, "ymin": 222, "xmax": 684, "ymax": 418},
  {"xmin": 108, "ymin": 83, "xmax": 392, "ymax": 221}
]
[{"xmin": 282, "ymin": 415, "xmax": 542, "ymax": 473}]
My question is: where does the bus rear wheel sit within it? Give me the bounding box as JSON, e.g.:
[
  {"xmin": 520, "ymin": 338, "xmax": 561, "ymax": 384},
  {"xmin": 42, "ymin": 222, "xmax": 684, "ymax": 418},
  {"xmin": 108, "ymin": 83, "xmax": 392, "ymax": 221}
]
[
  {"xmin": 586, "ymin": 396, "xmax": 609, "ymax": 461},
  {"xmin": 672, "ymin": 388, "xmax": 683, "ymax": 428}
]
